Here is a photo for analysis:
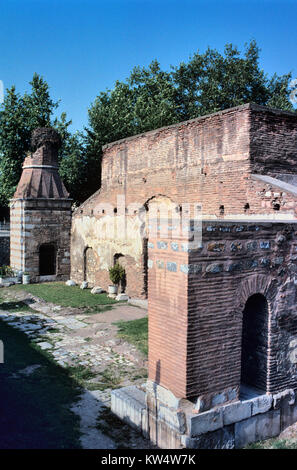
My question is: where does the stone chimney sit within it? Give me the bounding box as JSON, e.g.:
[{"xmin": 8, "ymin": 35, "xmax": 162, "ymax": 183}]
[{"xmin": 10, "ymin": 128, "xmax": 72, "ymax": 281}]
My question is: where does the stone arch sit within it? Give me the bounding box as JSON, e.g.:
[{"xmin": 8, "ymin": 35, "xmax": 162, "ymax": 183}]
[
  {"xmin": 39, "ymin": 243, "xmax": 56, "ymax": 276},
  {"xmin": 241, "ymin": 293, "xmax": 269, "ymax": 392},
  {"xmin": 235, "ymin": 274, "xmax": 278, "ymax": 395},
  {"xmin": 235, "ymin": 274, "xmax": 278, "ymax": 315},
  {"xmin": 83, "ymin": 246, "xmax": 97, "ymax": 286},
  {"xmin": 142, "ymin": 195, "xmax": 179, "ymax": 299},
  {"xmin": 114, "ymin": 253, "xmax": 127, "ymax": 293}
]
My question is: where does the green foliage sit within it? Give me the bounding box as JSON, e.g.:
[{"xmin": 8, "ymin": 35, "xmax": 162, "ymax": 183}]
[
  {"xmin": 109, "ymin": 263, "xmax": 126, "ymax": 286},
  {"xmin": 14, "ymin": 282, "xmax": 116, "ymax": 309},
  {"xmin": 0, "ymin": 41, "xmax": 295, "ymax": 209},
  {"xmin": 0, "ymin": 265, "xmax": 14, "ymax": 277},
  {"xmin": 87, "ymin": 41, "xmax": 295, "ymax": 201},
  {"xmin": 115, "ymin": 317, "xmax": 148, "ymax": 356},
  {"xmin": 0, "ymin": 74, "xmax": 61, "ymax": 206},
  {"xmin": 54, "ymin": 112, "xmax": 89, "ymax": 204},
  {"xmin": 0, "ymin": 74, "xmax": 86, "ymax": 207}
]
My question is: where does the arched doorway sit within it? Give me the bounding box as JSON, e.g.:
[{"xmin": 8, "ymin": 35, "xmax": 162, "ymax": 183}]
[
  {"xmin": 241, "ymin": 293, "xmax": 269, "ymax": 393},
  {"xmin": 114, "ymin": 253, "xmax": 127, "ymax": 293},
  {"xmin": 39, "ymin": 244, "xmax": 56, "ymax": 275},
  {"xmin": 84, "ymin": 247, "xmax": 97, "ymax": 285}
]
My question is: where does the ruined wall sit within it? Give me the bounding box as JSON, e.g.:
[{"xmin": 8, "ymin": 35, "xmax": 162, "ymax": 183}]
[
  {"xmin": 250, "ymin": 106, "xmax": 297, "ymax": 175},
  {"xmin": 71, "ymin": 213, "xmax": 145, "ymax": 295},
  {"xmin": 148, "ymin": 221, "xmax": 297, "ymax": 404},
  {"xmin": 71, "ymin": 104, "xmax": 297, "ymax": 297}
]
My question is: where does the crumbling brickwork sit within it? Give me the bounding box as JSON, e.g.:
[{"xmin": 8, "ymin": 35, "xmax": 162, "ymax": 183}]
[
  {"xmin": 77, "ymin": 102, "xmax": 297, "ymax": 448},
  {"xmin": 71, "ymin": 104, "xmax": 297, "ymax": 297}
]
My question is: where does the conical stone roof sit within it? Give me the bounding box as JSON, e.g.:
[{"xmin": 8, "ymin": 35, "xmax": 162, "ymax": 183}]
[{"xmin": 13, "ymin": 127, "xmax": 70, "ymax": 199}]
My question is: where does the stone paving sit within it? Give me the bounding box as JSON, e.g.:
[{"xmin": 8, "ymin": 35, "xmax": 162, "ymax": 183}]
[{"xmin": 0, "ymin": 290, "xmax": 150, "ymax": 448}]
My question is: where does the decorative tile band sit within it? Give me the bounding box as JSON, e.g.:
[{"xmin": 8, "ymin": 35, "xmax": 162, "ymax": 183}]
[
  {"xmin": 148, "ymin": 259, "xmax": 153, "ymax": 269},
  {"xmin": 180, "ymin": 264, "xmax": 202, "ymax": 274},
  {"xmin": 167, "ymin": 262, "xmax": 177, "ymax": 272},
  {"xmin": 260, "ymin": 241, "xmax": 270, "ymax": 249},
  {"xmin": 156, "ymin": 260, "xmax": 164, "ymax": 269},
  {"xmin": 157, "ymin": 241, "xmax": 168, "ymax": 250}
]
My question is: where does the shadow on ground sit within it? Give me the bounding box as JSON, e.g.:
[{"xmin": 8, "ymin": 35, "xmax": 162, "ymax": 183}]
[{"xmin": 0, "ymin": 318, "xmax": 82, "ymax": 449}]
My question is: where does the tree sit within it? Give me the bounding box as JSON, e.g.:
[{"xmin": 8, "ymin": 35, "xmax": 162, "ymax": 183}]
[
  {"xmin": 85, "ymin": 40, "xmax": 295, "ymax": 202},
  {"xmin": 56, "ymin": 113, "xmax": 88, "ymax": 204},
  {"xmin": 0, "ymin": 86, "xmax": 29, "ymax": 207},
  {"xmin": 0, "ymin": 74, "xmax": 61, "ymax": 207},
  {"xmin": 172, "ymin": 40, "xmax": 293, "ymax": 119},
  {"xmin": 0, "ymin": 74, "xmax": 83, "ymax": 208}
]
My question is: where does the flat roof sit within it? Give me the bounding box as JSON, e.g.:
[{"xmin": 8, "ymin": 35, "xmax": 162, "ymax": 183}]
[{"xmin": 102, "ymin": 103, "xmax": 297, "ymax": 151}]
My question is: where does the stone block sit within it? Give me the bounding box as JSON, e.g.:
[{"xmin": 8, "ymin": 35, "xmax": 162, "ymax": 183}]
[
  {"xmin": 205, "ymin": 263, "xmax": 223, "ymax": 274},
  {"xmin": 234, "ymin": 415, "xmax": 257, "ymax": 448},
  {"xmin": 111, "ymin": 386, "xmax": 147, "ymax": 433},
  {"xmin": 146, "ymin": 381, "xmax": 181, "ymax": 409},
  {"xmin": 223, "ymin": 400, "xmax": 252, "ymax": 425},
  {"xmin": 251, "ymin": 394, "xmax": 272, "ymax": 415},
  {"xmin": 188, "ymin": 408, "xmax": 223, "ymax": 437},
  {"xmin": 280, "ymin": 402, "xmax": 297, "ymax": 431},
  {"xmin": 91, "ymin": 286, "xmax": 104, "ymax": 294},
  {"xmin": 154, "ymin": 402, "xmax": 187, "ymax": 433},
  {"xmin": 211, "ymin": 392, "xmax": 227, "ymax": 407},
  {"xmin": 255, "ymin": 409, "xmax": 281, "ymax": 441},
  {"xmin": 66, "ymin": 280, "xmax": 76, "ymax": 286},
  {"xmin": 182, "ymin": 424, "xmax": 235, "ymax": 449},
  {"xmin": 80, "ymin": 281, "xmax": 88, "ymax": 289},
  {"xmin": 273, "ymin": 389, "xmax": 295, "ymax": 409},
  {"xmin": 235, "ymin": 409, "xmax": 280, "ymax": 448},
  {"xmin": 116, "ymin": 293, "xmax": 129, "ymax": 301}
]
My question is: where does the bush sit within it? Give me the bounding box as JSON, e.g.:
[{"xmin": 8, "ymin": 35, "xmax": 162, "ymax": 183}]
[{"xmin": 109, "ymin": 263, "xmax": 125, "ymax": 286}]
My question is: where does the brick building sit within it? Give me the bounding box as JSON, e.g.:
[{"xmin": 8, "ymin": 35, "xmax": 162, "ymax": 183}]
[
  {"xmin": 71, "ymin": 103, "xmax": 297, "ymax": 296},
  {"xmin": 68, "ymin": 102, "xmax": 297, "ymax": 448},
  {"xmin": 10, "ymin": 128, "xmax": 72, "ymax": 281}
]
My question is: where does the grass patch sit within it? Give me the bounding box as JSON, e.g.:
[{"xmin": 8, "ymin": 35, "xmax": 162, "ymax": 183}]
[
  {"xmin": 247, "ymin": 437, "xmax": 297, "ymax": 449},
  {"xmin": 114, "ymin": 317, "xmax": 148, "ymax": 356},
  {"xmin": 13, "ymin": 282, "xmax": 117, "ymax": 310},
  {"xmin": 65, "ymin": 365, "xmax": 97, "ymax": 386},
  {"xmin": 0, "ymin": 318, "xmax": 82, "ymax": 448}
]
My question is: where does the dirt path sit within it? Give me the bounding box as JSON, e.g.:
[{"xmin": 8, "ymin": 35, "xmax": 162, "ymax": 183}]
[{"xmin": 0, "ymin": 287, "xmax": 151, "ymax": 449}]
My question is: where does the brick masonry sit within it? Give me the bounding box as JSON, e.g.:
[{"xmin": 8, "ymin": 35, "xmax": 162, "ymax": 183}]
[
  {"xmin": 71, "ymin": 104, "xmax": 297, "ymax": 297},
  {"xmin": 102, "ymin": 103, "xmax": 297, "ymax": 448},
  {"xmin": 148, "ymin": 221, "xmax": 297, "ymax": 401}
]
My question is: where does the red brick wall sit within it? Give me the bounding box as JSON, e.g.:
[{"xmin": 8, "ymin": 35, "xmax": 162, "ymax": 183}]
[
  {"xmin": 71, "ymin": 104, "xmax": 297, "ymax": 297},
  {"xmin": 250, "ymin": 106, "xmax": 297, "ymax": 175},
  {"xmin": 148, "ymin": 221, "xmax": 297, "ymax": 402}
]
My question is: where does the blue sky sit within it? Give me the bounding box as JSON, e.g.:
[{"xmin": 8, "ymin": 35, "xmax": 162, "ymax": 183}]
[{"xmin": 1, "ymin": 0, "xmax": 296, "ymax": 132}]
